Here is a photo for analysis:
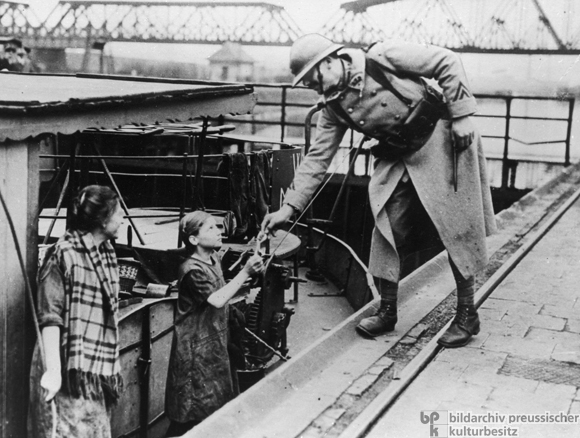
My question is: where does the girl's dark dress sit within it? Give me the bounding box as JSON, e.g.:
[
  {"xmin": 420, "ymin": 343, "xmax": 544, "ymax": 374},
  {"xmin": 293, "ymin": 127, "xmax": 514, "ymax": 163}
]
[{"xmin": 165, "ymin": 253, "xmax": 238, "ymax": 424}]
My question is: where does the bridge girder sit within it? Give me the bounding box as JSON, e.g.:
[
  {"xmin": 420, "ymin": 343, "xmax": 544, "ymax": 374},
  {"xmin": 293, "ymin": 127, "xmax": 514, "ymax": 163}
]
[
  {"xmin": 0, "ymin": 1, "xmax": 41, "ymax": 39},
  {"xmin": 1, "ymin": 0, "xmax": 579, "ymax": 54},
  {"xmin": 323, "ymin": 0, "xmax": 580, "ymax": 54},
  {"xmin": 4, "ymin": 1, "xmax": 303, "ymax": 49}
]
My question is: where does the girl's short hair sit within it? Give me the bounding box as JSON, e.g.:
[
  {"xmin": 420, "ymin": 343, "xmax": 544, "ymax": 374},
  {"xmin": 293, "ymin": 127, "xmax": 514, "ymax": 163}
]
[
  {"xmin": 71, "ymin": 185, "xmax": 119, "ymax": 232},
  {"xmin": 180, "ymin": 210, "xmax": 213, "ymax": 251}
]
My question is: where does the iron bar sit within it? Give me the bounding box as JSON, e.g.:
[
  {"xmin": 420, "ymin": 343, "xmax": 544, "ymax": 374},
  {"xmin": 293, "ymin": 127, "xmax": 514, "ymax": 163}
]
[
  {"xmin": 138, "ymin": 306, "xmax": 151, "ymax": 438},
  {"xmin": 193, "ymin": 118, "xmax": 209, "ymax": 210},
  {"xmin": 38, "ymin": 159, "xmax": 69, "ymax": 215},
  {"xmin": 42, "ymin": 167, "xmax": 70, "ymax": 245},
  {"xmin": 565, "ymin": 99, "xmax": 575, "ymax": 166},
  {"xmin": 93, "ymin": 144, "xmax": 146, "ymax": 245},
  {"xmin": 178, "ymin": 153, "xmax": 188, "ymax": 247},
  {"xmin": 40, "ymin": 154, "xmax": 229, "ymax": 160},
  {"xmin": 501, "ymin": 97, "xmax": 512, "ymax": 190},
  {"xmin": 280, "ymin": 87, "xmax": 287, "ymax": 143},
  {"xmin": 42, "ymin": 169, "xmax": 228, "ymax": 180}
]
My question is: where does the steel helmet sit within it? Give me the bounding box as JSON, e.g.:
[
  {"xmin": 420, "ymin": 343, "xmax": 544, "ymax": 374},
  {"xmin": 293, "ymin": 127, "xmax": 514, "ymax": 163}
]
[{"xmin": 289, "ymin": 34, "xmax": 344, "ymax": 87}]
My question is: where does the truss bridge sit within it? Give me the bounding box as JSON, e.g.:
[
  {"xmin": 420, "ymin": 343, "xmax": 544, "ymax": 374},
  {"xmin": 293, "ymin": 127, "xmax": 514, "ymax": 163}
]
[
  {"xmin": 322, "ymin": 0, "xmax": 580, "ymax": 54},
  {"xmin": 1, "ymin": 1, "xmax": 302, "ymax": 49},
  {"xmin": 1, "ymin": 0, "xmax": 579, "ymax": 54}
]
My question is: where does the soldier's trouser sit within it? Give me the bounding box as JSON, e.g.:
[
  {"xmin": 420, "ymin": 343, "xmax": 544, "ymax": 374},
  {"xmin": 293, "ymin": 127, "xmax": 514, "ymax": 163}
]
[{"xmin": 383, "ymin": 173, "xmax": 474, "ymax": 307}]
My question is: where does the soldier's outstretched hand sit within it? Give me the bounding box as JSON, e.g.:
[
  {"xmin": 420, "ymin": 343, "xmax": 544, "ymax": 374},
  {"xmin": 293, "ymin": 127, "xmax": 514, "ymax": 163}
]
[{"xmin": 261, "ymin": 204, "xmax": 295, "ymax": 237}]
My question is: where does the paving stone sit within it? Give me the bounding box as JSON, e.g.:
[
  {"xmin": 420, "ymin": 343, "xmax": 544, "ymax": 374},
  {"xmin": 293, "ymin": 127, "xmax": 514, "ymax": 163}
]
[
  {"xmin": 407, "ymin": 323, "xmax": 428, "ymax": 338},
  {"xmin": 300, "ymin": 425, "xmax": 324, "ymax": 438},
  {"xmin": 565, "ymin": 318, "xmax": 580, "ymax": 333},
  {"xmin": 542, "ymin": 293, "xmax": 579, "ymax": 308},
  {"xmin": 438, "ymin": 381, "xmax": 494, "ymax": 407},
  {"xmin": 478, "ymin": 307, "xmax": 505, "ymax": 321},
  {"xmin": 367, "ymin": 365, "xmax": 390, "ymax": 376},
  {"xmin": 541, "ymin": 304, "xmax": 580, "ymax": 319},
  {"xmin": 374, "ymin": 356, "xmax": 394, "ymax": 368},
  {"xmin": 345, "ymin": 374, "xmax": 380, "ymax": 396},
  {"xmin": 529, "ymin": 314, "xmax": 567, "ymax": 331},
  {"xmin": 436, "ymin": 347, "xmax": 507, "ymax": 369},
  {"xmin": 461, "ymin": 364, "xmax": 539, "ymax": 392},
  {"xmin": 525, "ymin": 327, "xmax": 580, "ymax": 344},
  {"xmin": 492, "ymin": 286, "xmax": 554, "ymax": 304},
  {"xmin": 551, "ymin": 342, "xmax": 580, "ymax": 364},
  {"xmin": 480, "ymin": 318, "xmax": 529, "ymax": 337},
  {"xmin": 569, "ymin": 400, "xmax": 580, "ymax": 416},
  {"xmin": 311, "ymin": 408, "xmax": 346, "ymax": 430},
  {"xmin": 534, "ymin": 381, "xmax": 577, "ymax": 410},
  {"xmin": 482, "ymin": 334, "xmax": 555, "ymax": 360},
  {"xmin": 502, "ymin": 301, "xmax": 542, "ymax": 317},
  {"xmin": 480, "ymin": 297, "xmax": 515, "ymax": 312},
  {"xmin": 466, "ymin": 331, "xmax": 490, "ymax": 348}
]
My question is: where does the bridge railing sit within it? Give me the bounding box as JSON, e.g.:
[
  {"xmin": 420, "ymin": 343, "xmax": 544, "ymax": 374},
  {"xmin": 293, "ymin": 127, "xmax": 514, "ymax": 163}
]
[{"xmin": 213, "ymin": 83, "xmax": 576, "ymax": 191}]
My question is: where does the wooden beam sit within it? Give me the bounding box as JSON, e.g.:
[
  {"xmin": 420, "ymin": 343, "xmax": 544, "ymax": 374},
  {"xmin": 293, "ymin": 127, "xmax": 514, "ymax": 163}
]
[{"xmin": 0, "ymin": 138, "xmax": 40, "ymax": 438}]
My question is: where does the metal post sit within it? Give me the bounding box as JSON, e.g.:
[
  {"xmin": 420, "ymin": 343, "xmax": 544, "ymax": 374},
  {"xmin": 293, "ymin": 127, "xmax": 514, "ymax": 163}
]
[
  {"xmin": 193, "ymin": 118, "xmax": 208, "ymax": 210},
  {"xmin": 280, "ymin": 86, "xmax": 287, "ymax": 142},
  {"xmin": 178, "ymin": 153, "xmax": 188, "ymax": 247},
  {"xmin": 65, "ymin": 139, "xmax": 78, "ymax": 229},
  {"xmin": 501, "ymin": 97, "xmax": 512, "ymax": 190},
  {"xmin": 565, "ymin": 98, "xmax": 575, "ymax": 166},
  {"xmin": 138, "ymin": 307, "xmax": 152, "ymax": 438},
  {"xmin": 93, "ymin": 144, "xmax": 146, "ymax": 245}
]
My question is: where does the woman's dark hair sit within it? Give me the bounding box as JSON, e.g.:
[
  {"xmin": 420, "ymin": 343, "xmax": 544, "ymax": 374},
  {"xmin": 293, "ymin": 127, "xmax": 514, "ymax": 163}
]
[{"xmin": 71, "ymin": 185, "xmax": 120, "ymax": 232}]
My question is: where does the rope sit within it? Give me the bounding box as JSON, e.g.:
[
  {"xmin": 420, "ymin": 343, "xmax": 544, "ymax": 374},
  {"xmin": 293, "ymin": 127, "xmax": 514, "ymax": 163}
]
[{"xmin": 0, "ymin": 188, "xmax": 58, "ymax": 438}]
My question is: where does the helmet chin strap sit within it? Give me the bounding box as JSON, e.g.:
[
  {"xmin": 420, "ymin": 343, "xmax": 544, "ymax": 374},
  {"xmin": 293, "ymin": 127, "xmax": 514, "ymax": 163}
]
[
  {"xmin": 315, "ymin": 64, "xmax": 324, "ymax": 95},
  {"xmin": 319, "ymin": 57, "xmax": 349, "ymax": 97}
]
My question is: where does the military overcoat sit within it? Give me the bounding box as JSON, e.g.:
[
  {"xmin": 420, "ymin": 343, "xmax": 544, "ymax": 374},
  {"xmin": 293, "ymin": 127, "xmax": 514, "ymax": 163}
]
[{"xmin": 284, "ymin": 40, "xmax": 497, "ymax": 282}]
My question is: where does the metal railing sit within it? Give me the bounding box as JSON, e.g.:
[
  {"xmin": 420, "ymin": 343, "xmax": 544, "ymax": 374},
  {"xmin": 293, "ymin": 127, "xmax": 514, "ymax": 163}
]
[{"xmin": 215, "ymin": 83, "xmax": 576, "ymax": 189}]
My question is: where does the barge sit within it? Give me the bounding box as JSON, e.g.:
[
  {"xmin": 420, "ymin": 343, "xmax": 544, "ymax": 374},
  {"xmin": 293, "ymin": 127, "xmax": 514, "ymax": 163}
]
[{"xmin": 0, "ymin": 72, "xmax": 376, "ymax": 438}]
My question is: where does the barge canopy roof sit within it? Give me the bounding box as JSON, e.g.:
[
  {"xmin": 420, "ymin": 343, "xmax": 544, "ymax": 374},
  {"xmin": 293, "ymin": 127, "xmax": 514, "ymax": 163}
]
[{"xmin": 0, "ymin": 72, "xmax": 256, "ymax": 142}]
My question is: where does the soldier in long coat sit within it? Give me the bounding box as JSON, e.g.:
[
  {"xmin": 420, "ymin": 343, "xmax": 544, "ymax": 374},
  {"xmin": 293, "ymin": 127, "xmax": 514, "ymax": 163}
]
[{"xmin": 261, "ymin": 34, "xmax": 496, "ymax": 348}]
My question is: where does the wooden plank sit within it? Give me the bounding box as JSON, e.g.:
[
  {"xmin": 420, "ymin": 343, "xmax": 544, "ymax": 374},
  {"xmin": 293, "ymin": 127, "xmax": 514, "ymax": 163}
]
[{"xmin": 0, "ymin": 139, "xmax": 37, "ymax": 438}]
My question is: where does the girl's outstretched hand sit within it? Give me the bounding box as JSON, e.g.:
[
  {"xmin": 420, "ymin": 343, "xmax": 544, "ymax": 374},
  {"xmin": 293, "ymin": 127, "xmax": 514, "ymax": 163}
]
[{"xmin": 244, "ymin": 253, "xmax": 265, "ymax": 276}]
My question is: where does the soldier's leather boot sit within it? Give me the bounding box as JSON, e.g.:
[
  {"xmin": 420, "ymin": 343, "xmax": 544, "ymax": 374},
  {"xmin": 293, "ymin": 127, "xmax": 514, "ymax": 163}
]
[
  {"xmin": 356, "ymin": 302, "xmax": 397, "ymax": 337},
  {"xmin": 438, "ymin": 305, "xmax": 480, "ymax": 348}
]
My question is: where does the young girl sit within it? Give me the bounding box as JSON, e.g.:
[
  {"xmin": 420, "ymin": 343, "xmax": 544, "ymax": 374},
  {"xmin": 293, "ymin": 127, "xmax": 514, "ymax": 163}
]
[
  {"xmin": 28, "ymin": 185, "xmax": 125, "ymax": 438},
  {"xmin": 165, "ymin": 211, "xmax": 264, "ymax": 437}
]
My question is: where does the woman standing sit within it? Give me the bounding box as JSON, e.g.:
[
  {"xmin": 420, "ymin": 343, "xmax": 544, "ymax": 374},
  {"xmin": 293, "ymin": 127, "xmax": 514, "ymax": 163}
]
[{"xmin": 28, "ymin": 185, "xmax": 125, "ymax": 438}]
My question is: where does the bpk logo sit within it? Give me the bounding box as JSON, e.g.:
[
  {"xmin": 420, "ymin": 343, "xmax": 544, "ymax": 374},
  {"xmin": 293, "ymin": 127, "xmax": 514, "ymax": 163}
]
[{"xmin": 420, "ymin": 411, "xmax": 448, "ymax": 438}]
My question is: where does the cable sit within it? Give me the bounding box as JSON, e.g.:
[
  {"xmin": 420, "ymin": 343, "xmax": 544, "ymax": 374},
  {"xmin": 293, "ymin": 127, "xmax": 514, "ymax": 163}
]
[{"xmin": 265, "ymin": 135, "xmax": 368, "ymax": 268}]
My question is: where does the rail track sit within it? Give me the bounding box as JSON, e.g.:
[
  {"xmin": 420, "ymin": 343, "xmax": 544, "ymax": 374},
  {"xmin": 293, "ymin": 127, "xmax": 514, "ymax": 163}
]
[{"xmin": 337, "ymin": 180, "xmax": 580, "ymax": 438}]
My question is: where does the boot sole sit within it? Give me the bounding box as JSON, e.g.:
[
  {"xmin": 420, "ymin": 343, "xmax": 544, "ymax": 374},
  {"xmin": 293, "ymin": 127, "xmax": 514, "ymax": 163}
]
[
  {"xmin": 355, "ymin": 323, "xmax": 395, "ymax": 338},
  {"xmin": 437, "ymin": 323, "xmax": 481, "ymax": 348}
]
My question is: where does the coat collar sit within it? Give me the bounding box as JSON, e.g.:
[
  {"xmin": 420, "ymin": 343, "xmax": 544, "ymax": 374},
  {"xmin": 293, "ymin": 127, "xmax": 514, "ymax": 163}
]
[{"xmin": 323, "ymin": 48, "xmax": 366, "ymax": 103}]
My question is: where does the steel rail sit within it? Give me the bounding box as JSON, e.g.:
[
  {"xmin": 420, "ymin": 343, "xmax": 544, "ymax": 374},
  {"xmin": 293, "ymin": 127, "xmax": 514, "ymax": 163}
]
[{"xmin": 338, "ymin": 183, "xmax": 580, "ymax": 438}]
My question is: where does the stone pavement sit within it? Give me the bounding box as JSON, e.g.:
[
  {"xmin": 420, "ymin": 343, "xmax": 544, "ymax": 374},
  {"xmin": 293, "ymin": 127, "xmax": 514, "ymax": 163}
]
[{"xmin": 367, "ymin": 199, "xmax": 580, "ymax": 438}]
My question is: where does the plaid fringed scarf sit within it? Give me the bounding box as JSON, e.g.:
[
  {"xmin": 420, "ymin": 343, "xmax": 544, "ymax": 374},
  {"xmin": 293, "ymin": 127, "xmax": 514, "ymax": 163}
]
[{"xmin": 54, "ymin": 230, "xmax": 123, "ymax": 404}]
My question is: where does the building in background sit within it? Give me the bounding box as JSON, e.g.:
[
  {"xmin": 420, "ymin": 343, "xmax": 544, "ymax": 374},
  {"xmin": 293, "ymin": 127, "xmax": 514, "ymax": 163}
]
[{"xmin": 209, "ymin": 42, "xmax": 255, "ymax": 82}]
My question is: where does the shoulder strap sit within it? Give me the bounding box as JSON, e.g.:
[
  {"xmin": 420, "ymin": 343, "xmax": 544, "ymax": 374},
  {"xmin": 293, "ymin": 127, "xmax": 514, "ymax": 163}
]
[{"xmin": 364, "ymin": 55, "xmax": 414, "ymax": 107}]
